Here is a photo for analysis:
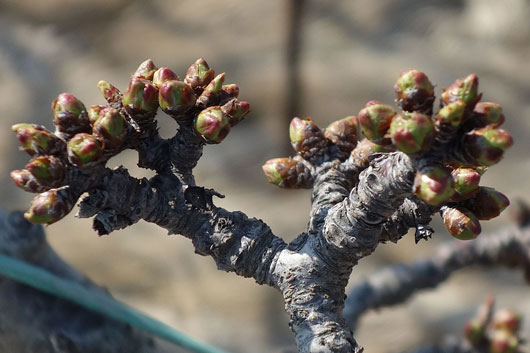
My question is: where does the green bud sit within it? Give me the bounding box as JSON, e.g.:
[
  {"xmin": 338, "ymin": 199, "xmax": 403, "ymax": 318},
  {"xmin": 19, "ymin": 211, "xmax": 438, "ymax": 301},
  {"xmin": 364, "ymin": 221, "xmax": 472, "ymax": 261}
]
[
  {"xmin": 158, "ymin": 80, "xmax": 197, "ymax": 118},
  {"xmin": 464, "ymin": 127, "xmax": 513, "ymax": 166},
  {"xmin": 12, "ymin": 123, "xmax": 65, "ymax": 156},
  {"xmin": 133, "ymin": 59, "xmax": 157, "ymax": 80},
  {"xmin": 413, "ymin": 166, "xmax": 455, "ymax": 206},
  {"xmin": 464, "ymin": 187, "xmax": 510, "ymax": 220},
  {"xmin": 152, "ymin": 67, "xmax": 179, "ymax": 87},
  {"xmin": 24, "ymin": 187, "xmax": 77, "ymax": 224},
  {"xmin": 289, "ymin": 117, "xmax": 328, "ymax": 159},
  {"xmin": 394, "ymin": 69, "xmax": 435, "ymax": 114},
  {"xmin": 97, "ymin": 80, "xmax": 122, "ymax": 104},
  {"xmin": 450, "ymin": 167, "xmax": 481, "ymax": 201},
  {"xmin": 52, "ymin": 93, "xmax": 91, "ymax": 137},
  {"xmin": 492, "ymin": 309, "xmax": 522, "ymax": 333},
  {"xmin": 67, "ymin": 133, "xmax": 104, "ymax": 168},
  {"xmin": 441, "ymin": 207, "xmax": 481, "ymax": 240},
  {"xmin": 184, "ymin": 58, "xmax": 215, "ymax": 92},
  {"xmin": 472, "ymin": 102, "xmax": 505, "ymax": 128},
  {"xmin": 490, "ymin": 329, "xmax": 519, "ymax": 353},
  {"xmin": 194, "ymin": 106, "xmax": 230, "ymax": 144},
  {"xmin": 221, "ymin": 99, "xmax": 250, "ymax": 126},
  {"xmin": 434, "ymin": 101, "xmax": 466, "ymax": 129},
  {"xmin": 262, "ymin": 157, "xmax": 312, "ymax": 189},
  {"xmin": 122, "ymin": 77, "xmax": 159, "ymax": 118},
  {"xmin": 197, "ymin": 73, "xmax": 225, "ymax": 107},
  {"xmin": 88, "ymin": 105, "xmax": 105, "ymax": 125},
  {"xmin": 389, "ymin": 112, "xmax": 434, "ymax": 154},
  {"xmin": 324, "ymin": 116, "xmax": 360, "ymax": 157},
  {"xmin": 441, "ymin": 74, "xmax": 481, "ymax": 107},
  {"xmin": 464, "ymin": 318, "xmax": 486, "ymax": 345},
  {"xmin": 25, "ymin": 156, "xmax": 65, "ymax": 187},
  {"xmin": 358, "ymin": 101, "xmax": 395, "ymax": 143},
  {"xmin": 92, "ymin": 108, "xmax": 127, "ymax": 148},
  {"xmin": 10, "ymin": 169, "xmax": 50, "ymax": 193}
]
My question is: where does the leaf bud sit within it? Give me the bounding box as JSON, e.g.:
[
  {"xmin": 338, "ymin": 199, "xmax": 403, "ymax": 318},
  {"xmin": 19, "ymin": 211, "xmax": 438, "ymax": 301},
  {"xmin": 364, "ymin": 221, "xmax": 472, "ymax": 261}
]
[
  {"xmin": 394, "ymin": 69, "xmax": 435, "ymax": 114},
  {"xmin": 413, "ymin": 166, "xmax": 455, "ymax": 206},
  {"xmin": 221, "ymin": 99, "xmax": 250, "ymax": 126},
  {"xmin": 152, "ymin": 67, "xmax": 179, "ymax": 87},
  {"xmin": 24, "ymin": 187, "xmax": 77, "ymax": 224},
  {"xmin": 463, "ymin": 187, "xmax": 510, "ymax": 220},
  {"xmin": 67, "ymin": 133, "xmax": 104, "ymax": 168},
  {"xmin": 389, "ymin": 112, "xmax": 434, "ymax": 154},
  {"xmin": 184, "ymin": 58, "xmax": 215, "ymax": 92},
  {"xmin": 97, "ymin": 80, "xmax": 122, "ymax": 104},
  {"xmin": 194, "ymin": 106, "xmax": 230, "ymax": 144},
  {"xmin": 10, "ymin": 169, "xmax": 50, "ymax": 193},
  {"xmin": 12, "ymin": 123, "xmax": 65, "ymax": 156},
  {"xmin": 262, "ymin": 158, "xmax": 313, "ymax": 188},
  {"xmin": 324, "ymin": 116, "xmax": 360, "ymax": 157},
  {"xmin": 122, "ymin": 77, "xmax": 159, "ymax": 118},
  {"xmin": 52, "ymin": 93, "xmax": 91, "ymax": 137},
  {"xmin": 358, "ymin": 102, "xmax": 395, "ymax": 143},
  {"xmin": 441, "ymin": 74, "xmax": 481, "ymax": 107},
  {"xmin": 450, "ymin": 167, "xmax": 481, "ymax": 201},
  {"xmin": 464, "ymin": 127, "xmax": 513, "ymax": 166},
  {"xmin": 492, "ymin": 309, "xmax": 522, "ymax": 333},
  {"xmin": 25, "ymin": 156, "xmax": 65, "ymax": 187},
  {"xmin": 197, "ymin": 73, "xmax": 225, "ymax": 108},
  {"xmin": 289, "ymin": 117, "xmax": 328, "ymax": 159},
  {"xmin": 471, "ymin": 102, "xmax": 505, "ymax": 128},
  {"xmin": 490, "ymin": 329, "xmax": 518, "ymax": 353},
  {"xmin": 441, "ymin": 206, "xmax": 481, "ymax": 240},
  {"xmin": 133, "ymin": 59, "xmax": 157, "ymax": 80},
  {"xmin": 158, "ymin": 80, "xmax": 197, "ymax": 119},
  {"xmin": 92, "ymin": 108, "xmax": 127, "ymax": 148}
]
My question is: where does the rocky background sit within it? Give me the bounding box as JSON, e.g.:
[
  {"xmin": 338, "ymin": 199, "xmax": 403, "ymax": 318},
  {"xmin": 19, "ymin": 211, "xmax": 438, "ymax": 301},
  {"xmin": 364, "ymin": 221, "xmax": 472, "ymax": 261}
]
[{"xmin": 0, "ymin": 1, "xmax": 529, "ymax": 352}]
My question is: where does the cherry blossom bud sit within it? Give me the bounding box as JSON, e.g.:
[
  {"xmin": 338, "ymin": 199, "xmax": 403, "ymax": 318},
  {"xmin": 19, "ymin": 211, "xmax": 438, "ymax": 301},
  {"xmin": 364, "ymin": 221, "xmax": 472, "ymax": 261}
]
[
  {"xmin": 394, "ymin": 69, "xmax": 435, "ymax": 114},
  {"xmin": 24, "ymin": 187, "xmax": 77, "ymax": 224},
  {"xmin": 184, "ymin": 58, "xmax": 215, "ymax": 92},
  {"xmin": 471, "ymin": 102, "xmax": 505, "ymax": 128},
  {"xmin": 441, "ymin": 207, "xmax": 481, "ymax": 240},
  {"xmin": 464, "ymin": 187, "xmax": 510, "ymax": 220},
  {"xmin": 413, "ymin": 166, "xmax": 455, "ymax": 206},
  {"xmin": 289, "ymin": 117, "xmax": 328, "ymax": 159},
  {"xmin": 262, "ymin": 158, "xmax": 313, "ymax": 188},
  {"xmin": 441, "ymin": 74, "xmax": 480, "ymax": 107},
  {"xmin": 221, "ymin": 99, "xmax": 250, "ymax": 126},
  {"xmin": 25, "ymin": 156, "xmax": 65, "ymax": 187},
  {"xmin": 88, "ymin": 105, "xmax": 106, "ymax": 125},
  {"xmin": 52, "ymin": 93, "xmax": 91, "ymax": 137},
  {"xmin": 67, "ymin": 133, "xmax": 103, "ymax": 168},
  {"xmin": 221, "ymin": 84, "xmax": 239, "ymax": 99},
  {"xmin": 158, "ymin": 80, "xmax": 197, "ymax": 118},
  {"xmin": 490, "ymin": 329, "xmax": 518, "ymax": 353},
  {"xmin": 12, "ymin": 123, "xmax": 65, "ymax": 156},
  {"xmin": 358, "ymin": 102, "xmax": 395, "ymax": 143},
  {"xmin": 389, "ymin": 112, "xmax": 434, "ymax": 154},
  {"xmin": 10, "ymin": 169, "xmax": 50, "ymax": 193},
  {"xmin": 434, "ymin": 101, "xmax": 466, "ymax": 129},
  {"xmin": 197, "ymin": 73, "xmax": 225, "ymax": 107},
  {"xmin": 464, "ymin": 127, "xmax": 513, "ymax": 166},
  {"xmin": 194, "ymin": 106, "xmax": 230, "ymax": 144},
  {"xmin": 450, "ymin": 167, "xmax": 481, "ymax": 201},
  {"xmin": 152, "ymin": 67, "xmax": 179, "ymax": 87},
  {"xmin": 492, "ymin": 309, "xmax": 522, "ymax": 333},
  {"xmin": 97, "ymin": 80, "xmax": 122, "ymax": 104},
  {"xmin": 325, "ymin": 116, "xmax": 360, "ymax": 157},
  {"xmin": 133, "ymin": 59, "xmax": 157, "ymax": 80},
  {"xmin": 122, "ymin": 77, "xmax": 159, "ymax": 118},
  {"xmin": 92, "ymin": 108, "xmax": 127, "ymax": 148}
]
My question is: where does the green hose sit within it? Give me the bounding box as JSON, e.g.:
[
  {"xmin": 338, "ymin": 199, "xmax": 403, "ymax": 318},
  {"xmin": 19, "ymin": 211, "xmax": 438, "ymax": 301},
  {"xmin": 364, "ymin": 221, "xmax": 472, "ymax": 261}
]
[{"xmin": 0, "ymin": 254, "xmax": 229, "ymax": 353}]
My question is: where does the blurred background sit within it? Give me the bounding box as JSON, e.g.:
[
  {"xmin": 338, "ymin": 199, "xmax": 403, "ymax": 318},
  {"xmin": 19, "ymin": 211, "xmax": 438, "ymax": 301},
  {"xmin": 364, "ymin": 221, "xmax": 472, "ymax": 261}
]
[{"xmin": 1, "ymin": 0, "xmax": 529, "ymax": 352}]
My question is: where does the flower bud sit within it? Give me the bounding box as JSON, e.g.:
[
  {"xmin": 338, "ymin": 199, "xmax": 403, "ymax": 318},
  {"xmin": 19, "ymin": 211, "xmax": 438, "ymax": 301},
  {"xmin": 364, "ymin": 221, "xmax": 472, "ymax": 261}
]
[
  {"xmin": 434, "ymin": 100, "xmax": 466, "ymax": 129},
  {"xmin": 221, "ymin": 99, "xmax": 250, "ymax": 126},
  {"xmin": 87, "ymin": 105, "xmax": 105, "ymax": 125},
  {"xmin": 490, "ymin": 329, "xmax": 518, "ymax": 353},
  {"xmin": 158, "ymin": 80, "xmax": 197, "ymax": 118},
  {"xmin": 394, "ymin": 69, "xmax": 435, "ymax": 114},
  {"xmin": 471, "ymin": 102, "xmax": 505, "ymax": 128},
  {"xmin": 358, "ymin": 102, "xmax": 395, "ymax": 143},
  {"xmin": 52, "ymin": 93, "xmax": 91, "ymax": 137},
  {"xmin": 25, "ymin": 156, "xmax": 65, "ymax": 187},
  {"xmin": 122, "ymin": 77, "xmax": 159, "ymax": 118},
  {"xmin": 450, "ymin": 167, "xmax": 481, "ymax": 201},
  {"xmin": 389, "ymin": 112, "xmax": 434, "ymax": 154},
  {"xmin": 152, "ymin": 67, "xmax": 179, "ymax": 87},
  {"xmin": 12, "ymin": 123, "xmax": 65, "ymax": 156},
  {"xmin": 441, "ymin": 74, "xmax": 481, "ymax": 107},
  {"xmin": 464, "ymin": 187, "xmax": 510, "ymax": 220},
  {"xmin": 194, "ymin": 106, "xmax": 230, "ymax": 144},
  {"xmin": 221, "ymin": 84, "xmax": 239, "ymax": 99},
  {"xmin": 10, "ymin": 169, "xmax": 50, "ymax": 193},
  {"xmin": 289, "ymin": 117, "xmax": 328, "ymax": 159},
  {"xmin": 133, "ymin": 59, "xmax": 157, "ymax": 80},
  {"xmin": 184, "ymin": 58, "xmax": 215, "ymax": 92},
  {"xmin": 464, "ymin": 127, "xmax": 513, "ymax": 166},
  {"xmin": 92, "ymin": 108, "xmax": 127, "ymax": 148},
  {"xmin": 441, "ymin": 207, "xmax": 481, "ymax": 240},
  {"xmin": 97, "ymin": 80, "xmax": 122, "ymax": 104},
  {"xmin": 413, "ymin": 166, "xmax": 455, "ymax": 206},
  {"xmin": 464, "ymin": 319, "xmax": 486, "ymax": 345},
  {"xmin": 197, "ymin": 73, "xmax": 225, "ymax": 107},
  {"xmin": 67, "ymin": 133, "xmax": 104, "ymax": 168},
  {"xmin": 492, "ymin": 309, "xmax": 522, "ymax": 333},
  {"xmin": 325, "ymin": 116, "xmax": 360, "ymax": 157},
  {"xmin": 24, "ymin": 187, "xmax": 77, "ymax": 224},
  {"xmin": 262, "ymin": 157, "xmax": 313, "ymax": 188}
]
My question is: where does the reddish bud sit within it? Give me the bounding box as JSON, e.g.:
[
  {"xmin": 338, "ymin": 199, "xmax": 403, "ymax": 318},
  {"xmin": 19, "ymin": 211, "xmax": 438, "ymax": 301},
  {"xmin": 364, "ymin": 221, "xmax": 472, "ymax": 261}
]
[
  {"xmin": 492, "ymin": 309, "xmax": 522, "ymax": 333},
  {"xmin": 122, "ymin": 77, "xmax": 159, "ymax": 118},
  {"xmin": 442, "ymin": 207, "xmax": 481, "ymax": 240},
  {"xmin": 133, "ymin": 59, "xmax": 157, "ymax": 80},
  {"xmin": 325, "ymin": 116, "xmax": 360, "ymax": 157},
  {"xmin": 389, "ymin": 112, "xmax": 434, "ymax": 154},
  {"xmin": 289, "ymin": 117, "xmax": 327, "ymax": 159},
  {"xmin": 67, "ymin": 133, "xmax": 104, "ymax": 169},
  {"xmin": 10, "ymin": 169, "xmax": 50, "ymax": 193},
  {"xmin": 394, "ymin": 69, "xmax": 435, "ymax": 114},
  {"xmin": 464, "ymin": 187, "xmax": 510, "ymax": 220},
  {"xmin": 441, "ymin": 74, "xmax": 480, "ymax": 107},
  {"xmin": 358, "ymin": 102, "xmax": 395, "ymax": 143},
  {"xmin": 25, "ymin": 156, "xmax": 65, "ymax": 187},
  {"xmin": 197, "ymin": 73, "xmax": 225, "ymax": 107},
  {"xmin": 92, "ymin": 108, "xmax": 127, "ymax": 148},
  {"xmin": 413, "ymin": 166, "xmax": 455, "ymax": 206},
  {"xmin": 152, "ymin": 67, "xmax": 179, "ymax": 87},
  {"xmin": 221, "ymin": 99, "xmax": 250, "ymax": 126},
  {"xmin": 262, "ymin": 158, "xmax": 313, "ymax": 189},
  {"xmin": 97, "ymin": 80, "xmax": 122, "ymax": 104},
  {"xmin": 464, "ymin": 127, "xmax": 513, "ymax": 166},
  {"xmin": 450, "ymin": 167, "xmax": 481, "ymax": 201},
  {"xmin": 24, "ymin": 187, "xmax": 77, "ymax": 224},
  {"xmin": 194, "ymin": 106, "xmax": 230, "ymax": 144},
  {"xmin": 471, "ymin": 102, "xmax": 505, "ymax": 128},
  {"xmin": 158, "ymin": 80, "xmax": 197, "ymax": 119},
  {"xmin": 52, "ymin": 93, "xmax": 91, "ymax": 137},
  {"xmin": 12, "ymin": 123, "xmax": 65, "ymax": 156},
  {"xmin": 184, "ymin": 58, "xmax": 215, "ymax": 92}
]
